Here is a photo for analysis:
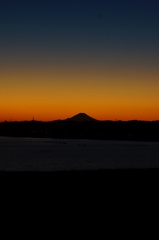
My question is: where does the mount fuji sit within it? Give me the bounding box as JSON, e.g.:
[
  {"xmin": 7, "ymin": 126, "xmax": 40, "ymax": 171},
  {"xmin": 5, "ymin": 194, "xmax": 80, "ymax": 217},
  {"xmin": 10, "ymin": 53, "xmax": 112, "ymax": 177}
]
[{"xmin": 66, "ymin": 113, "xmax": 97, "ymax": 122}]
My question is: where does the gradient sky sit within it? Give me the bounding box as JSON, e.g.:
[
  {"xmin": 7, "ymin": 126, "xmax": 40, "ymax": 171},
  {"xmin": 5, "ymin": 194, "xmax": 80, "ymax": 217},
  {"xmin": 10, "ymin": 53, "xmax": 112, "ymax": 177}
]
[{"xmin": 1, "ymin": 0, "xmax": 159, "ymax": 121}]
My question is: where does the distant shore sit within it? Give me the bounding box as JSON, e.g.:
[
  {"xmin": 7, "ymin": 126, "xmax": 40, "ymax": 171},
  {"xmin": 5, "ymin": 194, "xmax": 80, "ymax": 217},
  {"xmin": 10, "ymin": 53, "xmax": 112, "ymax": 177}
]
[{"xmin": 0, "ymin": 120, "xmax": 159, "ymax": 142}]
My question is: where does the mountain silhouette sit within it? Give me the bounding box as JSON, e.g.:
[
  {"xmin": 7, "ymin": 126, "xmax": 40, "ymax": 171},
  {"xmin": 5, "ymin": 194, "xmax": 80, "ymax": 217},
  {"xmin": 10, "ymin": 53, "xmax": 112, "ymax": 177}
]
[{"xmin": 66, "ymin": 113, "xmax": 97, "ymax": 122}]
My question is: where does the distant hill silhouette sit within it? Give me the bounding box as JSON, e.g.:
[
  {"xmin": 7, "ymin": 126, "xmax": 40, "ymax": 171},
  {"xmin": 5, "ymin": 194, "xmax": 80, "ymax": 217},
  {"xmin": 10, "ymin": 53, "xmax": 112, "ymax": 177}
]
[
  {"xmin": 66, "ymin": 113, "xmax": 97, "ymax": 122},
  {"xmin": 1, "ymin": 115, "xmax": 159, "ymax": 141}
]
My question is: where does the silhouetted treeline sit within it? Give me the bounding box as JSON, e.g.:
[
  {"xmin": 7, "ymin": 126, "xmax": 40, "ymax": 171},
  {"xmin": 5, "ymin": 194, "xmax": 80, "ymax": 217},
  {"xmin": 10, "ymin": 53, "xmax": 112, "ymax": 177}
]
[{"xmin": 0, "ymin": 120, "xmax": 159, "ymax": 141}]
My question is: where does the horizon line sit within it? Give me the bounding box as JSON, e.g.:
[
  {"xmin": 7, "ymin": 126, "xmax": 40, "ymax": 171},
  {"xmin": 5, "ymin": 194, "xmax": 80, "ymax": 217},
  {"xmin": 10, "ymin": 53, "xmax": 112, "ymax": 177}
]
[
  {"xmin": 1, "ymin": 119, "xmax": 159, "ymax": 123},
  {"xmin": 1, "ymin": 112, "xmax": 159, "ymax": 122}
]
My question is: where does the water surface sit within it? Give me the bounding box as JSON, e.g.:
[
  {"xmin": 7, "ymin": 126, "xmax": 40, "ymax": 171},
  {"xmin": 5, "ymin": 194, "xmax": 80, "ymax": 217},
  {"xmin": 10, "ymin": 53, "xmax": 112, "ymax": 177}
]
[{"xmin": 0, "ymin": 137, "xmax": 159, "ymax": 171}]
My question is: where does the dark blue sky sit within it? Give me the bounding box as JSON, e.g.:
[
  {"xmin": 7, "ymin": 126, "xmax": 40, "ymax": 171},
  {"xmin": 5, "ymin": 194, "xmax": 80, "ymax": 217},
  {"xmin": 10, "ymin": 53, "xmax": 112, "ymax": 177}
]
[
  {"xmin": 1, "ymin": 0, "xmax": 159, "ymax": 121},
  {"xmin": 0, "ymin": 0, "xmax": 159, "ymax": 64}
]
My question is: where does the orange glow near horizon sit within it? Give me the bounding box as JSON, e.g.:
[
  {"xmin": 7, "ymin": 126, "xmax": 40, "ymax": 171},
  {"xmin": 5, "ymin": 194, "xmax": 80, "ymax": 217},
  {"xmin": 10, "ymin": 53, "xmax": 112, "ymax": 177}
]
[{"xmin": 1, "ymin": 60, "xmax": 159, "ymax": 122}]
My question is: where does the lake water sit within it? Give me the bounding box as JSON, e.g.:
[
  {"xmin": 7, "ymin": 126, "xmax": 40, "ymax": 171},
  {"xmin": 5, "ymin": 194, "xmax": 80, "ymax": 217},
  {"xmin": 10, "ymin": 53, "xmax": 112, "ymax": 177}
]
[{"xmin": 0, "ymin": 137, "xmax": 159, "ymax": 171}]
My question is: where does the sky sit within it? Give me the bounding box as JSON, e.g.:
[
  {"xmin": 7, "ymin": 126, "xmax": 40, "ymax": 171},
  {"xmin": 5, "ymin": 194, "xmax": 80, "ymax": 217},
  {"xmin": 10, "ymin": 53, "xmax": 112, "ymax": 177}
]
[{"xmin": 1, "ymin": 0, "xmax": 159, "ymax": 121}]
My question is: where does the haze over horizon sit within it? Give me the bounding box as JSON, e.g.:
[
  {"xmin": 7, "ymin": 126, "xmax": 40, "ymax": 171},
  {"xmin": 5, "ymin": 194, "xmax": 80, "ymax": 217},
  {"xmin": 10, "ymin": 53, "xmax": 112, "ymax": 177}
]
[
  {"xmin": 1, "ymin": 0, "xmax": 159, "ymax": 121},
  {"xmin": 1, "ymin": 111, "xmax": 159, "ymax": 123}
]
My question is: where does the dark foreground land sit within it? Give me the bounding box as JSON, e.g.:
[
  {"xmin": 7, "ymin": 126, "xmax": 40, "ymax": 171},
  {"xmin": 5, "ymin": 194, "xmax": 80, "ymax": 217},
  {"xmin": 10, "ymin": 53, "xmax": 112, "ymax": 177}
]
[{"xmin": 0, "ymin": 119, "xmax": 159, "ymax": 141}]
